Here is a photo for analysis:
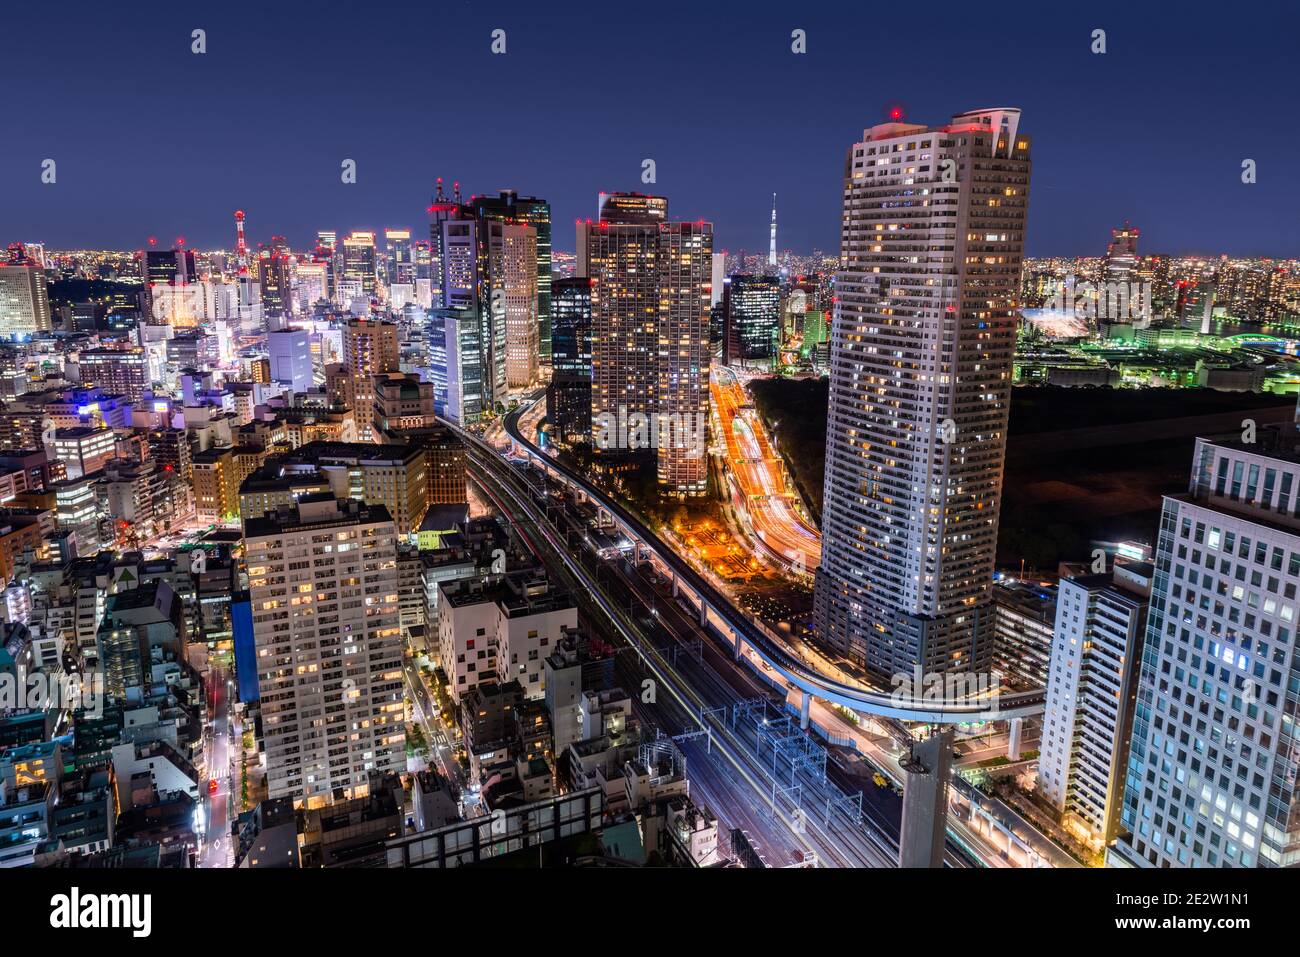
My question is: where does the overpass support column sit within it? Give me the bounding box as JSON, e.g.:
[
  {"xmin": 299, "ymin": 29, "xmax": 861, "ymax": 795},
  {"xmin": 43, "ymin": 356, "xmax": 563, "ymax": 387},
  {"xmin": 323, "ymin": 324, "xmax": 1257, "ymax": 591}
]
[
  {"xmin": 1008, "ymin": 717, "xmax": 1024, "ymax": 761},
  {"xmin": 799, "ymin": 690, "xmax": 812, "ymax": 731},
  {"xmin": 699, "ymin": 600, "xmax": 708, "ymax": 628},
  {"xmin": 732, "ymin": 629, "xmax": 742, "ymax": 661},
  {"xmin": 671, "ymin": 574, "xmax": 679, "ymax": 598}
]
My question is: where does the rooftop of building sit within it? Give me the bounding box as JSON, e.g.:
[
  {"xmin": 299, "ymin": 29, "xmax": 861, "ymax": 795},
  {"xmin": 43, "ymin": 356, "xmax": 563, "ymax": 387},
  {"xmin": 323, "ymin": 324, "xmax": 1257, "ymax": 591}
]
[{"xmin": 243, "ymin": 496, "xmax": 393, "ymax": 538}]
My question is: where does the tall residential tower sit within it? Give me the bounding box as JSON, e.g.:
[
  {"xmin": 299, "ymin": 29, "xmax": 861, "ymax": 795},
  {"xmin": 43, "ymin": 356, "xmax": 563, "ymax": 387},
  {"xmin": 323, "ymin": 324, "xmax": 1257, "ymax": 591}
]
[{"xmin": 814, "ymin": 108, "xmax": 1031, "ymax": 681}]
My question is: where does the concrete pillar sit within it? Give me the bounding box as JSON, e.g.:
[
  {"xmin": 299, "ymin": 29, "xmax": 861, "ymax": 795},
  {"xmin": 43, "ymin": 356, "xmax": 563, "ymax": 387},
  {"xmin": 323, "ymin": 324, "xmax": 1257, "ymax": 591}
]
[
  {"xmin": 733, "ymin": 629, "xmax": 742, "ymax": 661},
  {"xmin": 1008, "ymin": 716, "xmax": 1023, "ymax": 761},
  {"xmin": 799, "ymin": 690, "xmax": 812, "ymax": 730},
  {"xmin": 899, "ymin": 728, "xmax": 953, "ymax": 868},
  {"xmin": 671, "ymin": 575, "xmax": 680, "ymax": 597}
]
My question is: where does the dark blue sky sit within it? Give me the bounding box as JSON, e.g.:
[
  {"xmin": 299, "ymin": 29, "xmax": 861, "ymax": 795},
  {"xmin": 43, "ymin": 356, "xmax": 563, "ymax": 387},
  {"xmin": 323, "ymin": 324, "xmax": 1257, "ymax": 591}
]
[{"xmin": 4, "ymin": 1, "xmax": 1298, "ymax": 257}]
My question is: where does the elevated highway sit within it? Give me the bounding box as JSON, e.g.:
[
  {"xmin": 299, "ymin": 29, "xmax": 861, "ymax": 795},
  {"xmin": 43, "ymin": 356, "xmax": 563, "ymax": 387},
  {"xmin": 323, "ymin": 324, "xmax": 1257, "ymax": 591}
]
[{"xmin": 440, "ymin": 403, "xmax": 1044, "ymax": 727}]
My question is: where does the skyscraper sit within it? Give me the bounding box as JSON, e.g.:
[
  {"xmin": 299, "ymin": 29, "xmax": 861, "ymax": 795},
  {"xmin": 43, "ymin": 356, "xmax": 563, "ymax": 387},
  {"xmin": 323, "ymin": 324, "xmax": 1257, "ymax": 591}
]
[
  {"xmin": 384, "ymin": 228, "xmax": 414, "ymax": 286},
  {"xmin": 578, "ymin": 193, "xmax": 713, "ymax": 496},
  {"xmin": 547, "ymin": 277, "xmax": 593, "ymax": 445},
  {"xmin": 723, "ymin": 274, "xmax": 781, "ymax": 367},
  {"xmin": 245, "ymin": 495, "xmax": 405, "ymax": 805},
  {"xmin": 259, "ymin": 250, "xmax": 292, "ymax": 321},
  {"xmin": 499, "ymin": 222, "xmax": 539, "ymax": 387},
  {"xmin": 0, "ymin": 248, "xmax": 52, "ymax": 337},
  {"xmin": 1103, "ymin": 221, "xmax": 1139, "ymax": 284},
  {"xmin": 471, "ymin": 190, "xmax": 552, "ymax": 364},
  {"xmin": 343, "ymin": 317, "xmax": 399, "ymax": 378},
  {"xmin": 342, "ymin": 231, "xmax": 377, "ymax": 296},
  {"xmin": 1109, "ymin": 425, "xmax": 1300, "ymax": 868},
  {"xmin": 814, "ymin": 108, "xmax": 1031, "ymax": 680}
]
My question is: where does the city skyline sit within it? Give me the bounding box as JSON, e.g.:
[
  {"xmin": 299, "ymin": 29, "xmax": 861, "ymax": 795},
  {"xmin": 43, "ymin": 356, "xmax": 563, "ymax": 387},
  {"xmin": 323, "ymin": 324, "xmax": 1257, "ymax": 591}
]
[
  {"xmin": 3, "ymin": 3, "xmax": 1298, "ymax": 258},
  {"xmin": 3, "ymin": 1, "xmax": 1299, "ymax": 902}
]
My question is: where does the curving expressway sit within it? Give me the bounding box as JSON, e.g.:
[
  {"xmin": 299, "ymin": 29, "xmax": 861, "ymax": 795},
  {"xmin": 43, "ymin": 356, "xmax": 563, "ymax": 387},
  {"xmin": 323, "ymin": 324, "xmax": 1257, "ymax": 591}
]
[
  {"xmin": 440, "ymin": 403, "xmax": 1044, "ymax": 726},
  {"xmin": 710, "ymin": 367, "xmax": 822, "ymax": 576}
]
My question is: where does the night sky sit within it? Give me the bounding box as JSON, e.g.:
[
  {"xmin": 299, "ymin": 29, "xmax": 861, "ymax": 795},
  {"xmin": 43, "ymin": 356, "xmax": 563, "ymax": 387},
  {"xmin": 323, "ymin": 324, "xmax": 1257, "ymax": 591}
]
[{"xmin": 4, "ymin": 0, "xmax": 1298, "ymax": 258}]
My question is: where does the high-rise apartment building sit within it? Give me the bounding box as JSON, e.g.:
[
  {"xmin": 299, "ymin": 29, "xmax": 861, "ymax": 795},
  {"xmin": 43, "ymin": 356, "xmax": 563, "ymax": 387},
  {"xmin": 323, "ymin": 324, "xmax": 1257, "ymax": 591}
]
[
  {"xmin": 1039, "ymin": 562, "xmax": 1151, "ymax": 847},
  {"xmin": 245, "ymin": 495, "xmax": 405, "ymax": 805},
  {"xmin": 578, "ymin": 193, "xmax": 712, "ymax": 496},
  {"xmin": 1109, "ymin": 426, "xmax": 1300, "ymax": 868},
  {"xmin": 814, "ymin": 108, "xmax": 1031, "ymax": 680}
]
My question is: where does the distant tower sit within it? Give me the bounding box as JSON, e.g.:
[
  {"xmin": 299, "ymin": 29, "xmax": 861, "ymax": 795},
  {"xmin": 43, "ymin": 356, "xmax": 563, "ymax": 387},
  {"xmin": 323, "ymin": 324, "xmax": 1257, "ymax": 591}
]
[
  {"xmin": 234, "ymin": 210, "xmax": 249, "ymax": 274},
  {"xmin": 768, "ymin": 193, "xmax": 778, "ymax": 268}
]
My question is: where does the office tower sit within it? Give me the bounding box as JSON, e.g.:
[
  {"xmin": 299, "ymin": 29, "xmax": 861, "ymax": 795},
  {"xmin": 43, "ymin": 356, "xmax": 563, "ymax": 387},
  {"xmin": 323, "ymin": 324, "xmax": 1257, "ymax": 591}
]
[
  {"xmin": 313, "ymin": 231, "xmax": 337, "ymax": 299},
  {"xmin": 294, "ymin": 261, "xmax": 328, "ymax": 311},
  {"xmin": 430, "ymin": 306, "xmax": 484, "ymax": 427},
  {"xmin": 423, "ymin": 426, "xmax": 467, "ymax": 504},
  {"xmin": 0, "ymin": 251, "xmax": 52, "ymax": 337},
  {"xmin": 1103, "ymin": 221, "xmax": 1139, "ymax": 284},
  {"xmin": 77, "ymin": 348, "xmax": 148, "ymax": 402},
  {"xmin": 1039, "ymin": 562, "xmax": 1151, "ymax": 847},
  {"xmin": 341, "ymin": 231, "xmax": 377, "ymax": 296},
  {"xmin": 384, "ymin": 228, "xmax": 414, "ymax": 286},
  {"xmin": 723, "ymin": 274, "xmax": 781, "ymax": 367},
  {"xmin": 710, "ymin": 252, "xmax": 726, "ymax": 308},
  {"xmin": 578, "ymin": 193, "xmax": 713, "ymax": 496},
  {"xmin": 268, "ymin": 328, "xmax": 313, "ymax": 393},
  {"xmin": 259, "ymin": 249, "xmax": 293, "ymax": 320},
  {"xmin": 814, "ymin": 108, "xmax": 1031, "ymax": 680},
  {"xmin": 499, "ymin": 223, "xmax": 538, "ymax": 387},
  {"xmin": 144, "ymin": 248, "xmax": 198, "ymax": 286},
  {"xmin": 1109, "ymin": 426, "xmax": 1300, "ymax": 868},
  {"xmin": 547, "ymin": 277, "xmax": 593, "ymax": 444},
  {"xmin": 245, "ymin": 495, "xmax": 404, "ymax": 805},
  {"xmin": 471, "ymin": 190, "xmax": 553, "ymax": 363},
  {"xmin": 596, "ymin": 191, "xmax": 667, "ymax": 224},
  {"xmin": 343, "ymin": 317, "xmax": 398, "ymax": 377},
  {"xmin": 427, "ymin": 179, "xmax": 461, "ymax": 310}
]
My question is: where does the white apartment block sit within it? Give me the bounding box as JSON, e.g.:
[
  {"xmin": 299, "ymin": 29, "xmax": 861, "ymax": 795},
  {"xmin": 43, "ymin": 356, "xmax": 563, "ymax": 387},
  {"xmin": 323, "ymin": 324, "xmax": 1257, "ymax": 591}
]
[
  {"xmin": 438, "ymin": 572, "xmax": 575, "ymax": 704},
  {"xmin": 814, "ymin": 108, "xmax": 1031, "ymax": 680},
  {"xmin": 1039, "ymin": 562, "xmax": 1151, "ymax": 846},
  {"xmin": 245, "ymin": 495, "xmax": 405, "ymax": 806},
  {"xmin": 1110, "ymin": 428, "xmax": 1300, "ymax": 868}
]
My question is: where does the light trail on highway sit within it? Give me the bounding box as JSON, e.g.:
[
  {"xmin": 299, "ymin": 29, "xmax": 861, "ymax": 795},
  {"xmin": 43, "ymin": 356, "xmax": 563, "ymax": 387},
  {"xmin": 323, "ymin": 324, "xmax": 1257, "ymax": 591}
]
[{"xmin": 710, "ymin": 366, "xmax": 821, "ymax": 576}]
